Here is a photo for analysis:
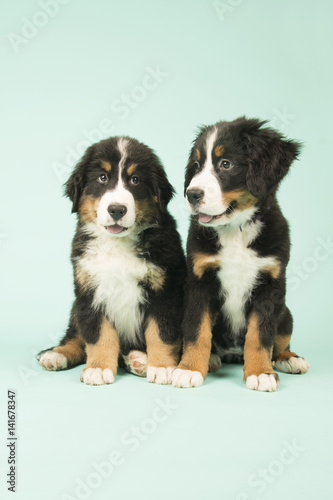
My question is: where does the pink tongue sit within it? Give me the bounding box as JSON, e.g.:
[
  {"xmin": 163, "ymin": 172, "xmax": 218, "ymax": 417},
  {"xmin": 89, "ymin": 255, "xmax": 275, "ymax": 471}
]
[
  {"xmin": 106, "ymin": 225, "xmax": 124, "ymax": 234},
  {"xmin": 199, "ymin": 213, "xmax": 213, "ymax": 223}
]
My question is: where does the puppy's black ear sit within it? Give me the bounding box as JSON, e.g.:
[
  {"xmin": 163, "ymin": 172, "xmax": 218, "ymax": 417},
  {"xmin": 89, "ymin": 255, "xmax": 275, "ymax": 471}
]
[
  {"xmin": 184, "ymin": 125, "xmax": 209, "ymax": 195},
  {"xmin": 243, "ymin": 120, "xmax": 302, "ymax": 199},
  {"xmin": 64, "ymin": 145, "xmax": 94, "ymax": 213},
  {"xmin": 152, "ymin": 162, "xmax": 175, "ymax": 212}
]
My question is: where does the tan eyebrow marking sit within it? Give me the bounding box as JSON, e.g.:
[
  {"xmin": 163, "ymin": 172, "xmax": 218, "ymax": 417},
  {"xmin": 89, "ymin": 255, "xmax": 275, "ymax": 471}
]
[
  {"xmin": 214, "ymin": 145, "xmax": 224, "ymax": 157},
  {"xmin": 195, "ymin": 148, "xmax": 201, "ymax": 161},
  {"xmin": 101, "ymin": 161, "xmax": 111, "ymax": 172},
  {"xmin": 127, "ymin": 163, "xmax": 137, "ymax": 176}
]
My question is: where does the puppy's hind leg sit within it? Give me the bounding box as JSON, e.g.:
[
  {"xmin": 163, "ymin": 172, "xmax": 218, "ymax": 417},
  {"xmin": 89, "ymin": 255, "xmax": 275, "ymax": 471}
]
[
  {"xmin": 38, "ymin": 327, "xmax": 86, "ymax": 372},
  {"xmin": 37, "ymin": 306, "xmax": 86, "ymax": 371},
  {"xmin": 273, "ymin": 308, "xmax": 309, "ymax": 375},
  {"xmin": 122, "ymin": 350, "xmax": 147, "ymax": 377}
]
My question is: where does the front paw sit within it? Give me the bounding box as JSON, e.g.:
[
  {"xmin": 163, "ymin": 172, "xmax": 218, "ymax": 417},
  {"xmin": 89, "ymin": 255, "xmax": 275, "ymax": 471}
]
[
  {"xmin": 245, "ymin": 373, "xmax": 279, "ymax": 392},
  {"xmin": 147, "ymin": 366, "xmax": 174, "ymax": 385},
  {"xmin": 171, "ymin": 368, "xmax": 204, "ymax": 388},
  {"xmin": 80, "ymin": 367, "xmax": 115, "ymax": 385}
]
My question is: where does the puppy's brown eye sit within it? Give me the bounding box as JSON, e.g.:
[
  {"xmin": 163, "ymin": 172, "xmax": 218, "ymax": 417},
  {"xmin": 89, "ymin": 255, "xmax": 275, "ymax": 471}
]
[
  {"xmin": 131, "ymin": 175, "xmax": 139, "ymax": 185},
  {"xmin": 193, "ymin": 161, "xmax": 200, "ymax": 170},
  {"xmin": 220, "ymin": 160, "xmax": 233, "ymax": 170},
  {"xmin": 98, "ymin": 173, "xmax": 108, "ymax": 183}
]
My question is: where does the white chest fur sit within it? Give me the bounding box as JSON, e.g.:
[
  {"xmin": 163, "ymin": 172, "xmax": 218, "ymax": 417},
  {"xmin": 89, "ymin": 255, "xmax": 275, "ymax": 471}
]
[
  {"xmin": 77, "ymin": 227, "xmax": 160, "ymax": 343},
  {"xmin": 217, "ymin": 221, "xmax": 277, "ymax": 335}
]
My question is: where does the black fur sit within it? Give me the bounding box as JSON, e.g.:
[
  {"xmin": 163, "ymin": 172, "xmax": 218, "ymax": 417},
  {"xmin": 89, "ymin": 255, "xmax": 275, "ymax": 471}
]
[
  {"xmin": 38, "ymin": 137, "xmax": 185, "ymax": 378},
  {"xmin": 180, "ymin": 117, "xmax": 304, "ymax": 386}
]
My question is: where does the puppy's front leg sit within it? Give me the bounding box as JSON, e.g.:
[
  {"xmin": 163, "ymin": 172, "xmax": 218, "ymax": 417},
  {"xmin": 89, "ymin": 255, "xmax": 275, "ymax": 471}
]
[
  {"xmin": 80, "ymin": 317, "xmax": 120, "ymax": 386},
  {"xmin": 146, "ymin": 316, "xmax": 181, "ymax": 385},
  {"xmin": 172, "ymin": 253, "xmax": 218, "ymax": 388},
  {"xmin": 243, "ymin": 312, "xmax": 278, "ymax": 392},
  {"xmin": 172, "ymin": 307, "xmax": 213, "ymax": 389}
]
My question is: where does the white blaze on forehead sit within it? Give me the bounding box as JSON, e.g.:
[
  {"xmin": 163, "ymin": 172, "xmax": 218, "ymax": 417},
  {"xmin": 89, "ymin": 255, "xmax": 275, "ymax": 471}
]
[
  {"xmin": 97, "ymin": 137, "xmax": 136, "ymax": 228},
  {"xmin": 117, "ymin": 137, "xmax": 129, "ymax": 170},
  {"xmin": 205, "ymin": 128, "xmax": 218, "ymax": 172},
  {"xmin": 187, "ymin": 128, "xmax": 227, "ymax": 216}
]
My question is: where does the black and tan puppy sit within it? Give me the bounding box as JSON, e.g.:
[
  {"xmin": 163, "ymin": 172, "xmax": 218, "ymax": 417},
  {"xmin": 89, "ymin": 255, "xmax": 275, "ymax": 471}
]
[
  {"xmin": 38, "ymin": 137, "xmax": 185, "ymax": 385},
  {"xmin": 172, "ymin": 117, "xmax": 309, "ymax": 391}
]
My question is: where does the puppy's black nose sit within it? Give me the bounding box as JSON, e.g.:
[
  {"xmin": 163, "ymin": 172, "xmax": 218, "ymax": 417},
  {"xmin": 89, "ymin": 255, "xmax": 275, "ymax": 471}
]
[
  {"xmin": 108, "ymin": 204, "xmax": 127, "ymax": 221},
  {"xmin": 187, "ymin": 189, "xmax": 204, "ymax": 206}
]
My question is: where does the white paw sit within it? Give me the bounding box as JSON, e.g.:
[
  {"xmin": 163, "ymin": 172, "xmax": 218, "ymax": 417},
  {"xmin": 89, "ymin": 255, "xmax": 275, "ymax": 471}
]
[
  {"xmin": 39, "ymin": 351, "xmax": 68, "ymax": 371},
  {"xmin": 123, "ymin": 350, "xmax": 147, "ymax": 377},
  {"xmin": 274, "ymin": 357, "xmax": 309, "ymax": 374},
  {"xmin": 209, "ymin": 353, "xmax": 222, "ymax": 373},
  {"xmin": 147, "ymin": 366, "xmax": 174, "ymax": 385},
  {"xmin": 171, "ymin": 369, "xmax": 204, "ymax": 388},
  {"xmin": 246, "ymin": 373, "xmax": 279, "ymax": 392},
  {"xmin": 80, "ymin": 368, "xmax": 114, "ymax": 385}
]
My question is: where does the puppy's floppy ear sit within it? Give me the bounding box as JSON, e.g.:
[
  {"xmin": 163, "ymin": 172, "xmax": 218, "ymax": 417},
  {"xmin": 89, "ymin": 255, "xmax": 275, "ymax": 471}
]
[
  {"xmin": 184, "ymin": 125, "xmax": 209, "ymax": 195},
  {"xmin": 64, "ymin": 145, "xmax": 94, "ymax": 213},
  {"xmin": 243, "ymin": 120, "xmax": 302, "ymax": 199},
  {"xmin": 152, "ymin": 162, "xmax": 175, "ymax": 212}
]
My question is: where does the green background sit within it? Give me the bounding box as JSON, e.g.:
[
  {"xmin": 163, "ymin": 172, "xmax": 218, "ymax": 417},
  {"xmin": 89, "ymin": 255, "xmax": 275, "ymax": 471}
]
[{"xmin": 1, "ymin": 1, "xmax": 332, "ymax": 499}]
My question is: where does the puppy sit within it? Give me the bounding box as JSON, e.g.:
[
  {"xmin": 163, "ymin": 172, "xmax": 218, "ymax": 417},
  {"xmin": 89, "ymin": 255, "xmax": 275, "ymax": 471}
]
[
  {"xmin": 38, "ymin": 137, "xmax": 185, "ymax": 385},
  {"xmin": 172, "ymin": 117, "xmax": 309, "ymax": 391}
]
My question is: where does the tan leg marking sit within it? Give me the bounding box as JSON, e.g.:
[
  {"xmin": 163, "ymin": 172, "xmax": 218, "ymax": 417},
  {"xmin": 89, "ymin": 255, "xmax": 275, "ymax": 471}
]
[
  {"xmin": 53, "ymin": 336, "xmax": 86, "ymax": 366},
  {"xmin": 192, "ymin": 253, "xmax": 222, "ymax": 279},
  {"xmin": 101, "ymin": 160, "xmax": 111, "ymax": 172},
  {"xmin": 84, "ymin": 317, "xmax": 120, "ymax": 375},
  {"xmin": 260, "ymin": 260, "xmax": 281, "ymax": 280},
  {"xmin": 145, "ymin": 317, "xmax": 180, "ymax": 368},
  {"xmin": 146, "ymin": 267, "xmax": 166, "ymax": 292},
  {"xmin": 243, "ymin": 313, "xmax": 277, "ymax": 380},
  {"xmin": 178, "ymin": 311, "xmax": 212, "ymax": 379},
  {"xmin": 74, "ymin": 265, "xmax": 93, "ymax": 292},
  {"xmin": 273, "ymin": 334, "xmax": 298, "ymax": 362}
]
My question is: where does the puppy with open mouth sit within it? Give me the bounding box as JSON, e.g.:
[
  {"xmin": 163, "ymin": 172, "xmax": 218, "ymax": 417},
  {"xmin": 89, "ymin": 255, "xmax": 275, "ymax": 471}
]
[
  {"xmin": 38, "ymin": 137, "xmax": 185, "ymax": 385},
  {"xmin": 172, "ymin": 117, "xmax": 309, "ymax": 391}
]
